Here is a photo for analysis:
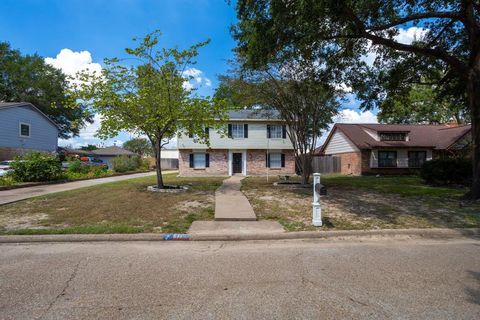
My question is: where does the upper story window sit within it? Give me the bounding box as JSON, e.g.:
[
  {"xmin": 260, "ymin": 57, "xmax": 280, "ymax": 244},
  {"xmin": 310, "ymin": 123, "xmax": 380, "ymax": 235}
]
[
  {"xmin": 379, "ymin": 132, "xmax": 407, "ymax": 141},
  {"xmin": 267, "ymin": 124, "xmax": 286, "ymax": 139},
  {"xmin": 228, "ymin": 123, "xmax": 248, "ymax": 139},
  {"xmin": 19, "ymin": 122, "xmax": 30, "ymax": 138}
]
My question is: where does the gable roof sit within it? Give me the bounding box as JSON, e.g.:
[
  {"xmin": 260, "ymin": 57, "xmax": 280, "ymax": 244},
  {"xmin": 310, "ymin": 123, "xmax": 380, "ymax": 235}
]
[
  {"xmin": 0, "ymin": 102, "xmax": 59, "ymax": 129},
  {"xmin": 321, "ymin": 123, "xmax": 471, "ymax": 152},
  {"xmin": 90, "ymin": 146, "xmax": 137, "ymax": 156},
  {"xmin": 227, "ymin": 109, "xmax": 282, "ymax": 121}
]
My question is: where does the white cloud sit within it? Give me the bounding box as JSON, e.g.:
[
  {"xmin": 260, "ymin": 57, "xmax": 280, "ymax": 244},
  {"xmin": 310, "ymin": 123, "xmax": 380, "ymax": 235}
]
[
  {"xmin": 182, "ymin": 67, "xmax": 211, "ymax": 91},
  {"xmin": 334, "ymin": 109, "xmax": 378, "ymax": 124},
  {"xmin": 45, "ymin": 48, "xmax": 102, "ymax": 77},
  {"xmin": 394, "ymin": 27, "xmax": 428, "ymax": 45}
]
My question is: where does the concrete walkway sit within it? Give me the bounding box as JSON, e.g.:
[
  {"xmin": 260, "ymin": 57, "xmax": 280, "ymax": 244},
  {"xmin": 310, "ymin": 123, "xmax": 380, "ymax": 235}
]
[
  {"xmin": 214, "ymin": 176, "xmax": 256, "ymax": 221},
  {"xmin": 0, "ymin": 171, "xmax": 158, "ymax": 205}
]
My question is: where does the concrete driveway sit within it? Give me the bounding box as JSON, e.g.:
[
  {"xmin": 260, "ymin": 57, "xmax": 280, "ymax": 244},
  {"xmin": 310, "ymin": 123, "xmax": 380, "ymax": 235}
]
[
  {"xmin": 0, "ymin": 171, "xmax": 157, "ymax": 205},
  {"xmin": 0, "ymin": 237, "xmax": 479, "ymax": 319}
]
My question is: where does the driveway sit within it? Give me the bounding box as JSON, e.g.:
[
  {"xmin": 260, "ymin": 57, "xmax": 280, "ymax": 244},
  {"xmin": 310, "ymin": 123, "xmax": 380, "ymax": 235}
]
[
  {"xmin": 0, "ymin": 171, "xmax": 158, "ymax": 205},
  {"xmin": 0, "ymin": 237, "xmax": 479, "ymax": 319}
]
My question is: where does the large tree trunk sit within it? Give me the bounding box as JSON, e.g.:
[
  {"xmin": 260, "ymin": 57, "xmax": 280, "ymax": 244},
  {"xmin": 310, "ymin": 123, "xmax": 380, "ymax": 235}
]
[
  {"xmin": 468, "ymin": 68, "xmax": 480, "ymax": 199},
  {"xmin": 299, "ymin": 153, "xmax": 312, "ymax": 185},
  {"xmin": 154, "ymin": 139, "xmax": 164, "ymax": 189}
]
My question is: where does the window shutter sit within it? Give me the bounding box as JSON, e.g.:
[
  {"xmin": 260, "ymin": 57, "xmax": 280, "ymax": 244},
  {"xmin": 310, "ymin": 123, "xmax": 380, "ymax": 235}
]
[
  {"xmin": 282, "ymin": 125, "xmax": 287, "ymax": 139},
  {"xmin": 205, "ymin": 127, "xmax": 209, "ymax": 137},
  {"xmin": 228, "ymin": 124, "xmax": 232, "ymax": 138},
  {"xmin": 267, "ymin": 125, "xmax": 271, "ymax": 138},
  {"xmin": 244, "ymin": 124, "xmax": 248, "ymax": 138},
  {"xmin": 189, "ymin": 154, "xmax": 194, "ymax": 168},
  {"xmin": 266, "ymin": 153, "xmax": 270, "ymax": 168},
  {"xmin": 205, "ymin": 153, "xmax": 210, "ymax": 168},
  {"xmin": 281, "ymin": 153, "xmax": 285, "ymax": 167}
]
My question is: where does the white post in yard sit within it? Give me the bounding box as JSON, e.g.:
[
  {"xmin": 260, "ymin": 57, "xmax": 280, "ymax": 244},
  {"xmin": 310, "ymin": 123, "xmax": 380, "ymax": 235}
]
[{"xmin": 312, "ymin": 173, "xmax": 322, "ymax": 226}]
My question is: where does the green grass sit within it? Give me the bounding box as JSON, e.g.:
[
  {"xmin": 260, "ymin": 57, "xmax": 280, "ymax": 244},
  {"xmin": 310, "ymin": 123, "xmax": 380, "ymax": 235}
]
[{"xmin": 0, "ymin": 173, "xmax": 226, "ymax": 235}]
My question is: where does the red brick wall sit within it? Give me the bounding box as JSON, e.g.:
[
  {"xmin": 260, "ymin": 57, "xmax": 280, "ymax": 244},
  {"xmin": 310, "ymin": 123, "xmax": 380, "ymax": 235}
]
[
  {"xmin": 178, "ymin": 149, "xmax": 229, "ymax": 176},
  {"xmin": 247, "ymin": 150, "xmax": 296, "ymax": 175},
  {"xmin": 178, "ymin": 149, "xmax": 296, "ymax": 176},
  {"xmin": 335, "ymin": 152, "xmax": 362, "ymax": 175}
]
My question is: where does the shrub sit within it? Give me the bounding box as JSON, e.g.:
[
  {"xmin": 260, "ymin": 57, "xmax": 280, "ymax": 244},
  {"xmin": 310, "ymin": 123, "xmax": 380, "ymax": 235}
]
[
  {"xmin": 67, "ymin": 159, "xmax": 90, "ymax": 174},
  {"xmin": 0, "ymin": 175, "xmax": 15, "ymax": 186},
  {"xmin": 11, "ymin": 152, "xmax": 63, "ymax": 182},
  {"xmin": 421, "ymin": 158, "xmax": 472, "ymax": 186},
  {"xmin": 112, "ymin": 155, "xmax": 141, "ymax": 173}
]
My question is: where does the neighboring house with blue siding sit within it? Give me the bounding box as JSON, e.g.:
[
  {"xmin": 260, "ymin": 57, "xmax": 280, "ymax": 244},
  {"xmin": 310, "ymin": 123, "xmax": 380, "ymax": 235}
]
[{"xmin": 0, "ymin": 102, "xmax": 59, "ymax": 160}]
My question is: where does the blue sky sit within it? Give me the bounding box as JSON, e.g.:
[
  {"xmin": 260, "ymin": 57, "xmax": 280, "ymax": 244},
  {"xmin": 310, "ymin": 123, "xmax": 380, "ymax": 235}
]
[{"xmin": 0, "ymin": 0, "xmax": 387, "ymax": 148}]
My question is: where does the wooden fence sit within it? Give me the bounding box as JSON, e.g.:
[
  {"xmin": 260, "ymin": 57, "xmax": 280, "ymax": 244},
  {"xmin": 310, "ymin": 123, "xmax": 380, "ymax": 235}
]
[{"xmin": 311, "ymin": 156, "xmax": 341, "ymax": 174}]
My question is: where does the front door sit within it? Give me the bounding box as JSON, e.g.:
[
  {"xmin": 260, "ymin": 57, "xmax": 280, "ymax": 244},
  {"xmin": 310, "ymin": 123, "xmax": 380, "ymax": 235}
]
[{"xmin": 232, "ymin": 153, "xmax": 243, "ymax": 174}]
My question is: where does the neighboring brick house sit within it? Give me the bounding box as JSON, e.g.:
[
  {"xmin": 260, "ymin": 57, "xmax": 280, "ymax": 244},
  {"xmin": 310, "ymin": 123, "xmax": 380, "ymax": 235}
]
[
  {"xmin": 177, "ymin": 110, "xmax": 295, "ymax": 176},
  {"xmin": 320, "ymin": 123, "xmax": 471, "ymax": 175},
  {"xmin": 0, "ymin": 102, "xmax": 59, "ymax": 161}
]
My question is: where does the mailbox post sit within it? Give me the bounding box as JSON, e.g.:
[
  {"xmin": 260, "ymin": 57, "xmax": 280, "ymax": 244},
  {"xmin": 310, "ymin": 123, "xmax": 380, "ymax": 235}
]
[{"xmin": 312, "ymin": 173, "xmax": 322, "ymax": 226}]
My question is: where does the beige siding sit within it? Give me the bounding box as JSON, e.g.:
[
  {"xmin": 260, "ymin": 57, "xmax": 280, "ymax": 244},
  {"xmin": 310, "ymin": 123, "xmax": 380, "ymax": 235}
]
[
  {"xmin": 324, "ymin": 131, "xmax": 359, "ymax": 154},
  {"xmin": 177, "ymin": 123, "xmax": 293, "ymax": 150}
]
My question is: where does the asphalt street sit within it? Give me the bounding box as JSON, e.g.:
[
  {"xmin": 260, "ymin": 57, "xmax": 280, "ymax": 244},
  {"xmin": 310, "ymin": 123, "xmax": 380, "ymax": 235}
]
[{"xmin": 0, "ymin": 237, "xmax": 479, "ymax": 319}]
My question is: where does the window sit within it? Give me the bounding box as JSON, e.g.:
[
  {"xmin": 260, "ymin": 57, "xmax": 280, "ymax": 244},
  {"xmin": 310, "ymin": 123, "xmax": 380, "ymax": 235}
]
[
  {"xmin": 269, "ymin": 153, "xmax": 282, "ymax": 168},
  {"xmin": 193, "ymin": 153, "xmax": 206, "ymax": 168},
  {"xmin": 231, "ymin": 124, "xmax": 244, "ymax": 138},
  {"xmin": 378, "ymin": 151, "xmax": 397, "ymax": 167},
  {"xmin": 379, "ymin": 132, "xmax": 407, "ymax": 141},
  {"xmin": 270, "ymin": 125, "xmax": 283, "ymax": 139},
  {"xmin": 408, "ymin": 151, "xmax": 426, "ymax": 168},
  {"xmin": 19, "ymin": 123, "xmax": 30, "ymax": 137}
]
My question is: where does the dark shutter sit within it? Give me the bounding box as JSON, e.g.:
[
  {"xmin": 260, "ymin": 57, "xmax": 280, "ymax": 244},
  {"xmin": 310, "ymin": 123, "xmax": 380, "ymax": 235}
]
[
  {"xmin": 267, "ymin": 125, "xmax": 271, "ymax": 138},
  {"xmin": 189, "ymin": 154, "xmax": 194, "ymax": 168},
  {"xmin": 228, "ymin": 124, "xmax": 232, "ymax": 138},
  {"xmin": 244, "ymin": 124, "xmax": 248, "ymax": 138},
  {"xmin": 205, "ymin": 127, "xmax": 209, "ymax": 137},
  {"xmin": 282, "ymin": 125, "xmax": 287, "ymax": 139},
  {"xmin": 281, "ymin": 153, "xmax": 285, "ymax": 167},
  {"xmin": 266, "ymin": 153, "xmax": 270, "ymax": 168},
  {"xmin": 205, "ymin": 153, "xmax": 210, "ymax": 168}
]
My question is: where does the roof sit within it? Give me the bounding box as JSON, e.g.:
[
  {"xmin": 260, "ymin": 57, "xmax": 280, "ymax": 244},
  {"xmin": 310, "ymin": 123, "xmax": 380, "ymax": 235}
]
[
  {"xmin": 321, "ymin": 123, "xmax": 471, "ymax": 152},
  {"xmin": 227, "ymin": 109, "xmax": 282, "ymax": 121},
  {"xmin": 65, "ymin": 146, "xmax": 137, "ymax": 157},
  {"xmin": 0, "ymin": 102, "xmax": 60, "ymax": 129}
]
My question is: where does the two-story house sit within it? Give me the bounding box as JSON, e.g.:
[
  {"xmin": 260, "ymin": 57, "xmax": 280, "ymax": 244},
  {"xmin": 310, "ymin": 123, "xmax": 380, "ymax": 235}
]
[
  {"xmin": 0, "ymin": 102, "xmax": 59, "ymax": 161},
  {"xmin": 177, "ymin": 110, "xmax": 295, "ymax": 176}
]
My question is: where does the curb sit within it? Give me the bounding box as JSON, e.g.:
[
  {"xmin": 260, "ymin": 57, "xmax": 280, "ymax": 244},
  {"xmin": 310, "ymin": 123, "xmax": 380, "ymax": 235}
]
[{"xmin": 0, "ymin": 228, "xmax": 478, "ymax": 243}]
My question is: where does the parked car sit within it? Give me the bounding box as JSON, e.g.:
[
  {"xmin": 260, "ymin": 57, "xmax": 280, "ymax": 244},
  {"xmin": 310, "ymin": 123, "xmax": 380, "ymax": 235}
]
[
  {"xmin": 62, "ymin": 157, "xmax": 108, "ymax": 169},
  {"xmin": 0, "ymin": 160, "xmax": 14, "ymax": 176}
]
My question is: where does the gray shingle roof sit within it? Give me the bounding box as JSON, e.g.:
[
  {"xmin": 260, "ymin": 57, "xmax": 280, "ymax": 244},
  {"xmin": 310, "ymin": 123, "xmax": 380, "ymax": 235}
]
[{"xmin": 227, "ymin": 109, "xmax": 281, "ymax": 120}]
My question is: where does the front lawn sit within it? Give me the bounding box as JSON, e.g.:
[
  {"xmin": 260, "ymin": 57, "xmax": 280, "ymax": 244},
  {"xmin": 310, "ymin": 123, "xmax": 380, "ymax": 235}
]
[
  {"xmin": 241, "ymin": 175, "xmax": 480, "ymax": 231},
  {"xmin": 0, "ymin": 173, "xmax": 225, "ymax": 234}
]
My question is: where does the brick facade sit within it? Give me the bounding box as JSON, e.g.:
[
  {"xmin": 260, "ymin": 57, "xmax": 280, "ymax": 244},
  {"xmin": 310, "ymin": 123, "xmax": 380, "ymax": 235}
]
[
  {"xmin": 335, "ymin": 152, "xmax": 362, "ymax": 175},
  {"xmin": 178, "ymin": 149, "xmax": 229, "ymax": 176},
  {"xmin": 178, "ymin": 149, "xmax": 295, "ymax": 176},
  {"xmin": 247, "ymin": 150, "xmax": 296, "ymax": 175},
  {"xmin": 0, "ymin": 147, "xmax": 46, "ymax": 161}
]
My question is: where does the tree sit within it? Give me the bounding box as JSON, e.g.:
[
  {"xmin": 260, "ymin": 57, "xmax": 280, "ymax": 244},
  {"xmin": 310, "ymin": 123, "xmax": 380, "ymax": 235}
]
[
  {"xmin": 216, "ymin": 57, "xmax": 339, "ymax": 184},
  {"xmin": 80, "ymin": 144, "xmax": 98, "ymax": 151},
  {"xmin": 123, "ymin": 138, "xmax": 153, "ymax": 157},
  {"xmin": 0, "ymin": 42, "xmax": 92, "ymax": 138},
  {"xmin": 69, "ymin": 30, "xmax": 227, "ymax": 189},
  {"xmin": 233, "ymin": 0, "xmax": 480, "ymax": 198}
]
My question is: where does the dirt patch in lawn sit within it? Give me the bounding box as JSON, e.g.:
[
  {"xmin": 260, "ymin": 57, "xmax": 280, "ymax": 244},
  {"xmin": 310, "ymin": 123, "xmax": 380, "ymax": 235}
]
[
  {"xmin": 242, "ymin": 176, "xmax": 480, "ymax": 231},
  {"xmin": 0, "ymin": 174, "xmax": 226, "ymax": 234}
]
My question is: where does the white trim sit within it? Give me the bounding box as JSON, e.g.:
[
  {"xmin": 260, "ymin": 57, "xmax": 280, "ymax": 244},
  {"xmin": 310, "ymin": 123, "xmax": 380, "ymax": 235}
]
[
  {"xmin": 228, "ymin": 149, "xmax": 247, "ymax": 176},
  {"xmin": 19, "ymin": 122, "xmax": 31, "ymax": 138}
]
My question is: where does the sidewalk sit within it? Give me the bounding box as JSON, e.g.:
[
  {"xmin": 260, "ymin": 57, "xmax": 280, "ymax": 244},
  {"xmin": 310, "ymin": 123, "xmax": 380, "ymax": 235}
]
[
  {"xmin": 0, "ymin": 171, "xmax": 157, "ymax": 205},
  {"xmin": 214, "ymin": 176, "xmax": 257, "ymax": 221}
]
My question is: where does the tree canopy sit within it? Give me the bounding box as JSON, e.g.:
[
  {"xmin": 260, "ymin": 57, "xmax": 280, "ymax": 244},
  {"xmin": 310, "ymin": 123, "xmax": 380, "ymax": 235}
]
[
  {"xmin": 233, "ymin": 0, "xmax": 480, "ymax": 198},
  {"xmin": 69, "ymin": 30, "xmax": 227, "ymax": 188},
  {"xmin": 123, "ymin": 138, "xmax": 153, "ymax": 157},
  {"xmin": 0, "ymin": 42, "xmax": 92, "ymax": 138}
]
